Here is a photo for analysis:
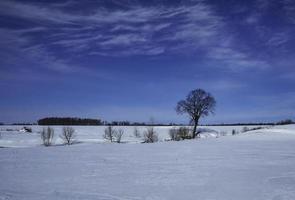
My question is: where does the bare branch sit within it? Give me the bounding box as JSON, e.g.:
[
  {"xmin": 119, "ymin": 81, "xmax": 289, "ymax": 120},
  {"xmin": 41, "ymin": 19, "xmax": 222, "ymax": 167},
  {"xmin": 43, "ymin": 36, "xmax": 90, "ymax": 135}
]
[
  {"xmin": 41, "ymin": 127, "xmax": 54, "ymax": 146},
  {"xmin": 114, "ymin": 128, "xmax": 124, "ymax": 143},
  {"xmin": 60, "ymin": 127, "xmax": 76, "ymax": 145},
  {"xmin": 176, "ymin": 89, "xmax": 216, "ymax": 138}
]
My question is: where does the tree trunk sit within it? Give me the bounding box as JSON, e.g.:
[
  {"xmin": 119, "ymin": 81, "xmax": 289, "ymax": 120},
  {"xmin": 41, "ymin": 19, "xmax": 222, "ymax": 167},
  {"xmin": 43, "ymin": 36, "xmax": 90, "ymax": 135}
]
[
  {"xmin": 192, "ymin": 124, "xmax": 197, "ymax": 139},
  {"xmin": 192, "ymin": 119, "xmax": 199, "ymax": 139}
]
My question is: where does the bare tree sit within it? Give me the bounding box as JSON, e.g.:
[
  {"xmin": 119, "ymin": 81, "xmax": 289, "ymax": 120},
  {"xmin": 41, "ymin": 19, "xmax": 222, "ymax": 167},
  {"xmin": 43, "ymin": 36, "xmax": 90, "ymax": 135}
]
[
  {"xmin": 114, "ymin": 128, "xmax": 124, "ymax": 143},
  {"xmin": 41, "ymin": 127, "xmax": 54, "ymax": 146},
  {"xmin": 133, "ymin": 126, "xmax": 141, "ymax": 138},
  {"xmin": 103, "ymin": 126, "xmax": 116, "ymax": 142},
  {"xmin": 143, "ymin": 126, "xmax": 158, "ymax": 143},
  {"xmin": 176, "ymin": 89, "xmax": 216, "ymax": 139},
  {"xmin": 60, "ymin": 127, "xmax": 76, "ymax": 145}
]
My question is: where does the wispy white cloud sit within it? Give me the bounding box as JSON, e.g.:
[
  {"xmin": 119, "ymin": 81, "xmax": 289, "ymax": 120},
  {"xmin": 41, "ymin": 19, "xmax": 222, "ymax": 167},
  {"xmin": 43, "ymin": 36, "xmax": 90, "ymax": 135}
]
[
  {"xmin": 0, "ymin": 0, "xmax": 275, "ymax": 71},
  {"xmin": 0, "ymin": 1, "xmax": 79, "ymax": 24},
  {"xmin": 0, "ymin": 28, "xmax": 78, "ymax": 75},
  {"xmin": 283, "ymin": 0, "xmax": 295, "ymax": 24},
  {"xmin": 266, "ymin": 32, "xmax": 289, "ymax": 47}
]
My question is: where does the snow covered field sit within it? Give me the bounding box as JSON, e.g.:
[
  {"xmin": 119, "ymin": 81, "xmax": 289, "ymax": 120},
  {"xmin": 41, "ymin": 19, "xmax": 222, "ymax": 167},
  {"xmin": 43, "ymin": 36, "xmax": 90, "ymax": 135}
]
[
  {"xmin": 1, "ymin": 125, "xmax": 295, "ymax": 200},
  {"xmin": 0, "ymin": 125, "xmax": 270, "ymax": 148}
]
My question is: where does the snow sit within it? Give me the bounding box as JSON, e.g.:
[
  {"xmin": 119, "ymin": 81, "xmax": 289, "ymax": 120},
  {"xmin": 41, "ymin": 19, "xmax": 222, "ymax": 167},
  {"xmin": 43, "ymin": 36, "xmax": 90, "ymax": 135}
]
[
  {"xmin": 0, "ymin": 125, "xmax": 272, "ymax": 148},
  {"xmin": 1, "ymin": 125, "xmax": 295, "ymax": 199}
]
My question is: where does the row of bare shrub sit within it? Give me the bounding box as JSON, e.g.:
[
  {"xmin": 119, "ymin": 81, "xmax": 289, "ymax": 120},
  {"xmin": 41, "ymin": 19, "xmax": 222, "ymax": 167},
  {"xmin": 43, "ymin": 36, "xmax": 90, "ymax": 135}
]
[
  {"xmin": 241, "ymin": 126, "xmax": 264, "ymax": 133},
  {"xmin": 41, "ymin": 126, "xmax": 76, "ymax": 146},
  {"xmin": 41, "ymin": 125, "xmax": 160, "ymax": 146},
  {"xmin": 42, "ymin": 125, "xmax": 224, "ymax": 147},
  {"xmin": 103, "ymin": 126, "xmax": 124, "ymax": 143},
  {"xmin": 39, "ymin": 125, "xmax": 264, "ymax": 147},
  {"xmin": 103, "ymin": 126, "xmax": 158, "ymax": 143}
]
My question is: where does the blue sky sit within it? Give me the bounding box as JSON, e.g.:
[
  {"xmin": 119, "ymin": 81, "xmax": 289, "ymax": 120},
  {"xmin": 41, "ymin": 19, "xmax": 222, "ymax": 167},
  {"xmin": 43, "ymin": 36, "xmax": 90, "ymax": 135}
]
[{"xmin": 0, "ymin": 0, "xmax": 294, "ymax": 124}]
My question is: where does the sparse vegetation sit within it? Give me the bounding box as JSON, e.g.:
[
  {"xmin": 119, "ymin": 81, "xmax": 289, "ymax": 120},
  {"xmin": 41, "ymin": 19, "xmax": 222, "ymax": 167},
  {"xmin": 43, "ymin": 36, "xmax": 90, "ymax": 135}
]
[
  {"xmin": 133, "ymin": 126, "xmax": 141, "ymax": 138},
  {"xmin": 178, "ymin": 127, "xmax": 191, "ymax": 140},
  {"xmin": 219, "ymin": 131, "xmax": 227, "ymax": 136},
  {"xmin": 169, "ymin": 127, "xmax": 192, "ymax": 141},
  {"xmin": 23, "ymin": 127, "xmax": 32, "ymax": 133},
  {"xmin": 114, "ymin": 128, "xmax": 124, "ymax": 143},
  {"xmin": 242, "ymin": 126, "xmax": 264, "ymax": 133},
  {"xmin": 143, "ymin": 126, "xmax": 158, "ymax": 143},
  {"xmin": 103, "ymin": 126, "xmax": 125, "ymax": 143},
  {"xmin": 60, "ymin": 127, "xmax": 76, "ymax": 145},
  {"xmin": 169, "ymin": 127, "xmax": 178, "ymax": 141},
  {"xmin": 103, "ymin": 126, "xmax": 116, "ymax": 142},
  {"xmin": 41, "ymin": 127, "xmax": 54, "ymax": 146},
  {"xmin": 242, "ymin": 127, "xmax": 250, "ymax": 133}
]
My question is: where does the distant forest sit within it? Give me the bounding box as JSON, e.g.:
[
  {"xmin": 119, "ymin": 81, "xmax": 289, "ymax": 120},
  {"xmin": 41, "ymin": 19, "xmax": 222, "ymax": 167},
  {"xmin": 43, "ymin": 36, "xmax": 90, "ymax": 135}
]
[
  {"xmin": 37, "ymin": 118, "xmax": 181, "ymax": 126},
  {"xmin": 37, "ymin": 117, "xmax": 103, "ymax": 126},
  {"xmin": 203, "ymin": 119, "xmax": 294, "ymax": 126}
]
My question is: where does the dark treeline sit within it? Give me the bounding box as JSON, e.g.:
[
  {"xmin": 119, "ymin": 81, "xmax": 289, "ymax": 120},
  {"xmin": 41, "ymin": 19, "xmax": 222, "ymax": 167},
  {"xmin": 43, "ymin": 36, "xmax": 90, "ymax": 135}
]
[
  {"xmin": 38, "ymin": 118, "xmax": 184, "ymax": 126},
  {"xmin": 203, "ymin": 122, "xmax": 275, "ymax": 126},
  {"xmin": 12, "ymin": 123, "xmax": 37, "ymax": 125},
  {"xmin": 38, "ymin": 117, "xmax": 102, "ymax": 125},
  {"xmin": 203, "ymin": 119, "xmax": 294, "ymax": 126},
  {"xmin": 276, "ymin": 119, "xmax": 294, "ymax": 125},
  {"xmin": 105, "ymin": 121, "xmax": 184, "ymax": 126}
]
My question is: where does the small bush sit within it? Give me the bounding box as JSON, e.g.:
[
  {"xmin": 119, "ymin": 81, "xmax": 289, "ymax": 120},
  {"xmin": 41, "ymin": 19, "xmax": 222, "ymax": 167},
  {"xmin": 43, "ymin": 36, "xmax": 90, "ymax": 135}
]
[
  {"xmin": 219, "ymin": 131, "xmax": 227, "ymax": 136},
  {"xmin": 41, "ymin": 127, "xmax": 54, "ymax": 146},
  {"xmin": 133, "ymin": 127, "xmax": 141, "ymax": 138},
  {"xmin": 251, "ymin": 126, "xmax": 263, "ymax": 131},
  {"xmin": 60, "ymin": 127, "xmax": 76, "ymax": 145},
  {"xmin": 143, "ymin": 126, "xmax": 158, "ymax": 143},
  {"xmin": 232, "ymin": 129, "xmax": 237, "ymax": 135},
  {"xmin": 169, "ymin": 127, "xmax": 192, "ymax": 141},
  {"xmin": 178, "ymin": 127, "xmax": 191, "ymax": 139},
  {"xmin": 103, "ymin": 126, "xmax": 116, "ymax": 142},
  {"xmin": 169, "ymin": 127, "xmax": 179, "ymax": 141},
  {"xmin": 242, "ymin": 127, "xmax": 250, "ymax": 133},
  {"xmin": 114, "ymin": 128, "xmax": 124, "ymax": 143},
  {"xmin": 23, "ymin": 127, "xmax": 32, "ymax": 133}
]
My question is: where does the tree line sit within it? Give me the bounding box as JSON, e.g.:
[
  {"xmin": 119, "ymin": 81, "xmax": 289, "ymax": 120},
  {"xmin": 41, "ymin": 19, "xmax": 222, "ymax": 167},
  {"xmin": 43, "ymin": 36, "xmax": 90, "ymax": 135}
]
[
  {"xmin": 37, "ymin": 117, "xmax": 103, "ymax": 126},
  {"xmin": 36, "ymin": 118, "xmax": 184, "ymax": 126}
]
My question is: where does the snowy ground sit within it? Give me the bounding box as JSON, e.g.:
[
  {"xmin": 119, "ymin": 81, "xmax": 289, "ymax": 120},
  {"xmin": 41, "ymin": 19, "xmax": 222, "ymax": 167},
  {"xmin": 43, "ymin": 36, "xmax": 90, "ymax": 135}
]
[
  {"xmin": 0, "ymin": 125, "xmax": 295, "ymax": 200},
  {"xmin": 0, "ymin": 125, "xmax": 270, "ymax": 148}
]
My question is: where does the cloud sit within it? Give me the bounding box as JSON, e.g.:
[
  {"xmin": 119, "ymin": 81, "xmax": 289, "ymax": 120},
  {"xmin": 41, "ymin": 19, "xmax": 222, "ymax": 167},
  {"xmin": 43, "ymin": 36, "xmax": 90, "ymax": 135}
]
[
  {"xmin": 245, "ymin": 13, "xmax": 261, "ymax": 24},
  {"xmin": 283, "ymin": 0, "xmax": 295, "ymax": 24},
  {"xmin": 0, "ymin": 28, "xmax": 79, "ymax": 76},
  {"xmin": 100, "ymin": 34, "xmax": 147, "ymax": 46},
  {"xmin": 0, "ymin": 0, "xmax": 275, "ymax": 71},
  {"xmin": 0, "ymin": 1, "xmax": 79, "ymax": 24},
  {"xmin": 266, "ymin": 32, "xmax": 289, "ymax": 47}
]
